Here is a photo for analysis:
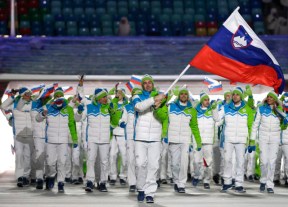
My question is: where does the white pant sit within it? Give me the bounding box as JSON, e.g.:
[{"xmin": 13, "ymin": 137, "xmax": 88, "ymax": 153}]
[
  {"xmin": 274, "ymin": 146, "xmax": 283, "ymax": 181},
  {"xmin": 189, "ymin": 146, "xmax": 195, "ymax": 177},
  {"xmin": 223, "ymin": 142, "xmax": 245, "ymax": 187},
  {"xmin": 86, "ymin": 142, "xmax": 110, "ymax": 184},
  {"xmin": 109, "ymin": 135, "xmax": 127, "ymax": 180},
  {"xmin": 95, "ymin": 150, "xmax": 101, "ymax": 183},
  {"xmin": 46, "ymin": 143, "xmax": 68, "ymax": 182},
  {"xmin": 33, "ymin": 138, "xmax": 46, "ymax": 180},
  {"xmin": 160, "ymin": 141, "xmax": 172, "ymax": 180},
  {"xmin": 135, "ymin": 141, "xmax": 161, "ymax": 197},
  {"xmin": 245, "ymin": 150, "xmax": 256, "ymax": 177},
  {"xmin": 14, "ymin": 136, "xmax": 34, "ymax": 179},
  {"xmin": 72, "ymin": 144, "xmax": 84, "ymax": 179},
  {"xmin": 127, "ymin": 140, "xmax": 136, "ymax": 186},
  {"xmin": 282, "ymin": 145, "xmax": 288, "ymax": 182},
  {"xmin": 212, "ymin": 142, "xmax": 221, "ymax": 176},
  {"xmin": 194, "ymin": 144, "xmax": 213, "ymax": 184},
  {"xmin": 169, "ymin": 143, "xmax": 189, "ymax": 188},
  {"xmin": 259, "ymin": 142, "xmax": 279, "ymax": 188},
  {"xmin": 219, "ymin": 148, "xmax": 224, "ymax": 177},
  {"xmin": 65, "ymin": 144, "xmax": 72, "ymax": 179}
]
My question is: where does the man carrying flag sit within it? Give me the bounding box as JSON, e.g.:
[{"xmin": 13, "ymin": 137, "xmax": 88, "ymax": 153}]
[{"xmin": 132, "ymin": 74, "xmax": 167, "ymax": 203}]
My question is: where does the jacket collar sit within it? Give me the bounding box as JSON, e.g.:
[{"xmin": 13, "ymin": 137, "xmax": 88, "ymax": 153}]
[
  {"xmin": 175, "ymin": 99, "xmax": 192, "ymax": 110},
  {"xmin": 228, "ymin": 100, "xmax": 245, "ymax": 111}
]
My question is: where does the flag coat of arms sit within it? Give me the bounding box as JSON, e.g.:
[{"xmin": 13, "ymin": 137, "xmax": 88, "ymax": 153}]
[{"xmin": 190, "ymin": 7, "xmax": 285, "ymax": 94}]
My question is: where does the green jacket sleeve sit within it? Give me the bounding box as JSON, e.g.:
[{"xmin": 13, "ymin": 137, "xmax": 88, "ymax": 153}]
[
  {"xmin": 67, "ymin": 106, "xmax": 78, "ymax": 144},
  {"xmin": 189, "ymin": 108, "xmax": 202, "ymax": 148},
  {"xmin": 247, "ymin": 105, "xmax": 254, "ymax": 138},
  {"xmin": 154, "ymin": 105, "xmax": 168, "ymax": 123},
  {"xmin": 109, "ymin": 100, "xmax": 123, "ymax": 128},
  {"xmin": 247, "ymin": 96, "xmax": 255, "ymax": 109},
  {"xmin": 161, "ymin": 118, "xmax": 169, "ymax": 138}
]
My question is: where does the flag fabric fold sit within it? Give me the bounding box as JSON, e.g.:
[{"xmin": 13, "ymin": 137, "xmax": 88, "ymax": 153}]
[
  {"xmin": 190, "ymin": 7, "xmax": 285, "ymax": 94},
  {"xmin": 30, "ymin": 84, "xmax": 45, "ymax": 93},
  {"xmin": 125, "ymin": 81, "xmax": 134, "ymax": 92},
  {"xmin": 130, "ymin": 75, "xmax": 142, "ymax": 85}
]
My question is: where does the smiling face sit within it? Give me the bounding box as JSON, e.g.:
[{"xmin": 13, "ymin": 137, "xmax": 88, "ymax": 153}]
[
  {"xmin": 202, "ymin": 98, "xmax": 210, "ymax": 108},
  {"xmin": 116, "ymin": 90, "xmax": 124, "ymax": 101},
  {"xmin": 179, "ymin": 92, "xmax": 188, "ymax": 103},
  {"xmin": 232, "ymin": 93, "xmax": 241, "ymax": 104},
  {"xmin": 142, "ymin": 80, "xmax": 153, "ymax": 92},
  {"xmin": 266, "ymin": 95, "xmax": 276, "ymax": 105},
  {"xmin": 98, "ymin": 96, "xmax": 108, "ymax": 105}
]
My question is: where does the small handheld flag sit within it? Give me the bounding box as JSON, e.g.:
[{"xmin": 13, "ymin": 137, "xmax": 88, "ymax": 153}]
[
  {"xmin": 37, "ymin": 84, "xmax": 55, "ymax": 99},
  {"xmin": 130, "ymin": 75, "xmax": 142, "ymax": 86},
  {"xmin": 203, "ymin": 77, "xmax": 218, "ymax": 86},
  {"xmin": 125, "ymin": 81, "xmax": 134, "ymax": 92},
  {"xmin": 62, "ymin": 86, "xmax": 73, "ymax": 94},
  {"xmin": 208, "ymin": 82, "xmax": 223, "ymax": 93},
  {"xmin": 30, "ymin": 84, "xmax": 45, "ymax": 93}
]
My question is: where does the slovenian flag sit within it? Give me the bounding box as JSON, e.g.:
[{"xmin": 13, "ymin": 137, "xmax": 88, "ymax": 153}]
[
  {"xmin": 190, "ymin": 7, "xmax": 285, "ymax": 94},
  {"xmin": 4, "ymin": 89, "xmax": 13, "ymax": 96},
  {"xmin": 63, "ymin": 86, "xmax": 73, "ymax": 93},
  {"xmin": 30, "ymin": 84, "xmax": 45, "ymax": 93},
  {"xmin": 125, "ymin": 81, "xmax": 134, "ymax": 92},
  {"xmin": 37, "ymin": 84, "xmax": 55, "ymax": 99},
  {"xmin": 203, "ymin": 77, "xmax": 218, "ymax": 85},
  {"xmin": 208, "ymin": 82, "xmax": 223, "ymax": 92},
  {"xmin": 130, "ymin": 75, "xmax": 142, "ymax": 85}
]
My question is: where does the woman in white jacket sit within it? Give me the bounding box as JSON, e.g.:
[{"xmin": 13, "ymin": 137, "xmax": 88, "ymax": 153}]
[
  {"xmin": 1, "ymin": 87, "xmax": 34, "ymax": 187},
  {"xmin": 250, "ymin": 91, "xmax": 283, "ymax": 193}
]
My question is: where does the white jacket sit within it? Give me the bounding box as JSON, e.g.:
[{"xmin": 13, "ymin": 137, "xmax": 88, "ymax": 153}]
[
  {"xmin": 119, "ymin": 103, "xmax": 135, "ymax": 140},
  {"xmin": 75, "ymin": 102, "xmax": 111, "ymax": 144},
  {"xmin": 31, "ymin": 99, "xmax": 46, "ymax": 139},
  {"xmin": 36, "ymin": 103, "xmax": 77, "ymax": 144},
  {"xmin": 168, "ymin": 101, "xmax": 198, "ymax": 144},
  {"xmin": 213, "ymin": 101, "xmax": 253, "ymax": 144},
  {"xmin": 133, "ymin": 92, "xmax": 162, "ymax": 142},
  {"xmin": 1, "ymin": 96, "xmax": 33, "ymax": 138},
  {"xmin": 251, "ymin": 103, "xmax": 281, "ymax": 144},
  {"xmin": 281, "ymin": 128, "xmax": 288, "ymax": 145},
  {"xmin": 195, "ymin": 104, "xmax": 216, "ymax": 144}
]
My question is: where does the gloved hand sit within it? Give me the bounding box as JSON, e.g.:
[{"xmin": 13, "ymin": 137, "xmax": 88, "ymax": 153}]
[
  {"xmin": 248, "ymin": 145, "xmax": 256, "ymax": 153},
  {"xmin": 150, "ymin": 90, "xmax": 159, "ymax": 98},
  {"xmin": 196, "ymin": 147, "xmax": 202, "ymax": 151},
  {"xmin": 163, "ymin": 137, "xmax": 168, "ymax": 144},
  {"xmin": 73, "ymin": 143, "xmax": 78, "ymax": 148},
  {"xmin": 172, "ymin": 86, "xmax": 180, "ymax": 97},
  {"xmin": 77, "ymin": 104, "xmax": 84, "ymax": 113},
  {"xmin": 284, "ymin": 117, "xmax": 288, "ymax": 125},
  {"xmin": 245, "ymin": 85, "xmax": 253, "ymax": 97},
  {"xmin": 108, "ymin": 87, "xmax": 116, "ymax": 95},
  {"xmin": 210, "ymin": 100, "xmax": 217, "ymax": 110},
  {"xmin": 248, "ymin": 140, "xmax": 256, "ymax": 153},
  {"xmin": 119, "ymin": 121, "xmax": 126, "ymax": 128}
]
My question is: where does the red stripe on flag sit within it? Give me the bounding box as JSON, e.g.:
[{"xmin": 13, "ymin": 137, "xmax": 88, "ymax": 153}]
[{"xmin": 190, "ymin": 45, "xmax": 283, "ymax": 93}]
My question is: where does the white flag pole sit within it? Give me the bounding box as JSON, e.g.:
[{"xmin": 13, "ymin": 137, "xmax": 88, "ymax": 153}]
[{"xmin": 164, "ymin": 64, "xmax": 191, "ymax": 95}]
